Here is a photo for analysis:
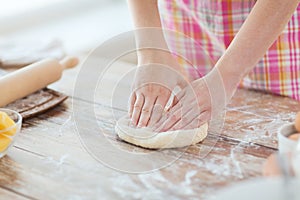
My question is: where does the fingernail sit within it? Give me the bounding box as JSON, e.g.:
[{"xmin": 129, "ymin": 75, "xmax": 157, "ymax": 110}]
[{"xmin": 130, "ymin": 120, "xmax": 136, "ymax": 127}]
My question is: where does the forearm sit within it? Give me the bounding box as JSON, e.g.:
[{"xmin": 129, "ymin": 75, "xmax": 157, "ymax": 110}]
[
  {"xmin": 127, "ymin": 0, "xmax": 161, "ymax": 28},
  {"xmin": 213, "ymin": 0, "xmax": 300, "ymax": 96},
  {"xmin": 127, "ymin": 0, "xmax": 169, "ymax": 60}
]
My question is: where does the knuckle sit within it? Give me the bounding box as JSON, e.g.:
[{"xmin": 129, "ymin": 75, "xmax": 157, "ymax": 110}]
[
  {"xmin": 158, "ymin": 87, "xmax": 165, "ymax": 93},
  {"xmin": 141, "ymin": 85, "xmax": 152, "ymax": 94},
  {"xmin": 159, "ymin": 86, "xmax": 169, "ymax": 93},
  {"xmin": 134, "ymin": 105, "xmax": 142, "ymax": 109},
  {"xmin": 142, "ymin": 108, "xmax": 150, "ymax": 112},
  {"xmin": 134, "ymin": 100, "xmax": 143, "ymax": 107},
  {"xmin": 147, "ymin": 84, "xmax": 153, "ymax": 93},
  {"xmin": 142, "ymin": 110, "xmax": 151, "ymax": 117},
  {"xmin": 163, "ymin": 90, "xmax": 171, "ymax": 97},
  {"xmin": 142, "ymin": 91, "xmax": 155, "ymax": 98}
]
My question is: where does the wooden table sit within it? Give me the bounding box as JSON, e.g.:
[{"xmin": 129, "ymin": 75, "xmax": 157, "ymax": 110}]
[{"xmin": 0, "ymin": 56, "xmax": 299, "ymax": 200}]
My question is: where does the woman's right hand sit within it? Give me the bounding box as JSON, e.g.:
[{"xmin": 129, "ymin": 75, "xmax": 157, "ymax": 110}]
[{"xmin": 129, "ymin": 50, "xmax": 188, "ymax": 128}]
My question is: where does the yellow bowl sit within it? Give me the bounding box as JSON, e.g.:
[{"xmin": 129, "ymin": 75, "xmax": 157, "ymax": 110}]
[{"xmin": 0, "ymin": 108, "xmax": 22, "ymax": 158}]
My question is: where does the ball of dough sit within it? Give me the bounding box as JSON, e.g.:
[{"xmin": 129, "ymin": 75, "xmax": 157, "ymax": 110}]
[
  {"xmin": 115, "ymin": 116, "xmax": 208, "ymax": 149},
  {"xmin": 295, "ymin": 112, "xmax": 300, "ymax": 132}
]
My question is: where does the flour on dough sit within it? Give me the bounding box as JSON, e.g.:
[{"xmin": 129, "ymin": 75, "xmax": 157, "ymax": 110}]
[{"xmin": 115, "ymin": 116, "xmax": 208, "ymax": 149}]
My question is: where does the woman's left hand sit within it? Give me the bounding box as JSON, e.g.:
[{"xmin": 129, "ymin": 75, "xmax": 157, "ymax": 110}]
[{"xmin": 153, "ymin": 69, "xmax": 235, "ymax": 132}]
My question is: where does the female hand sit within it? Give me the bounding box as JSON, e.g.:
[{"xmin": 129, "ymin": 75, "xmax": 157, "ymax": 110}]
[
  {"xmin": 153, "ymin": 68, "xmax": 238, "ymax": 132},
  {"xmin": 129, "ymin": 51, "xmax": 188, "ymax": 128}
]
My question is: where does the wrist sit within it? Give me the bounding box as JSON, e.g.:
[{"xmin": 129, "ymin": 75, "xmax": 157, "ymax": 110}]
[
  {"xmin": 137, "ymin": 50, "xmax": 189, "ymax": 88},
  {"xmin": 137, "ymin": 49, "xmax": 174, "ymax": 65},
  {"xmin": 214, "ymin": 56, "xmax": 246, "ymax": 95},
  {"xmin": 134, "ymin": 28, "xmax": 169, "ymax": 52},
  {"xmin": 204, "ymin": 66, "xmax": 240, "ymax": 105}
]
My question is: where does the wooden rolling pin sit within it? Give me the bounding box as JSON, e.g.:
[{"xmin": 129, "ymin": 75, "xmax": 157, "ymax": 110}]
[{"xmin": 0, "ymin": 57, "xmax": 79, "ymax": 107}]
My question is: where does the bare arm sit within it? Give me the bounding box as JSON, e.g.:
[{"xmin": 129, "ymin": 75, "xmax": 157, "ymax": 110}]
[
  {"xmin": 127, "ymin": 0, "xmax": 169, "ymax": 59},
  {"xmin": 157, "ymin": 0, "xmax": 300, "ymax": 131},
  {"xmin": 127, "ymin": 0, "xmax": 185, "ymax": 127},
  {"xmin": 127, "ymin": 0, "xmax": 161, "ymax": 28},
  {"xmin": 213, "ymin": 0, "xmax": 300, "ymax": 99}
]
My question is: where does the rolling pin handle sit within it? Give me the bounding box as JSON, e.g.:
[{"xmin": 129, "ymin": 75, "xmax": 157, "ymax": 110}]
[{"xmin": 59, "ymin": 56, "xmax": 79, "ymax": 70}]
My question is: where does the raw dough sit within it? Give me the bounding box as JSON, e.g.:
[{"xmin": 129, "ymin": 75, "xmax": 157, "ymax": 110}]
[{"xmin": 115, "ymin": 116, "xmax": 208, "ymax": 149}]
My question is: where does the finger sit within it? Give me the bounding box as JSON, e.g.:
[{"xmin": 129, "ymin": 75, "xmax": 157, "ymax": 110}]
[
  {"xmin": 182, "ymin": 111, "xmax": 210, "ymax": 130},
  {"xmin": 156, "ymin": 99, "xmax": 202, "ymax": 132},
  {"xmin": 131, "ymin": 94, "xmax": 145, "ymax": 126},
  {"xmin": 172, "ymin": 89, "xmax": 185, "ymax": 106},
  {"xmin": 169, "ymin": 106, "xmax": 201, "ymax": 131},
  {"xmin": 166, "ymin": 94, "xmax": 179, "ymax": 112},
  {"xmin": 155, "ymin": 108, "xmax": 183, "ymax": 132},
  {"xmin": 137, "ymin": 97, "xmax": 156, "ymax": 127},
  {"xmin": 128, "ymin": 92, "xmax": 136, "ymax": 118},
  {"xmin": 164, "ymin": 88, "xmax": 185, "ymax": 109},
  {"xmin": 148, "ymin": 96, "xmax": 169, "ymax": 127},
  {"xmin": 153, "ymin": 88, "xmax": 187, "ymax": 129},
  {"xmin": 155, "ymin": 99, "xmax": 182, "ymax": 128},
  {"xmin": 155, "ymin": 95, "xmax": 190, "ymax": 130}
]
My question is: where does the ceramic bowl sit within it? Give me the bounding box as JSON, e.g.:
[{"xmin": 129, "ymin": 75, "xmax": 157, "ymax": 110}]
[
  {"xmin": 278, "ymin": 123, "xmax": 298, "ymax": 154},
  {"xmin": 0, "ymin": 108, "xmax": 22, "ymax": 158}
]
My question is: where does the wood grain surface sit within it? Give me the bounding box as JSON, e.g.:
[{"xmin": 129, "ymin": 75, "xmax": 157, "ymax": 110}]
[{"xmin": 0, "ymin": 57, "xmax": 299, "ymax": 200}]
